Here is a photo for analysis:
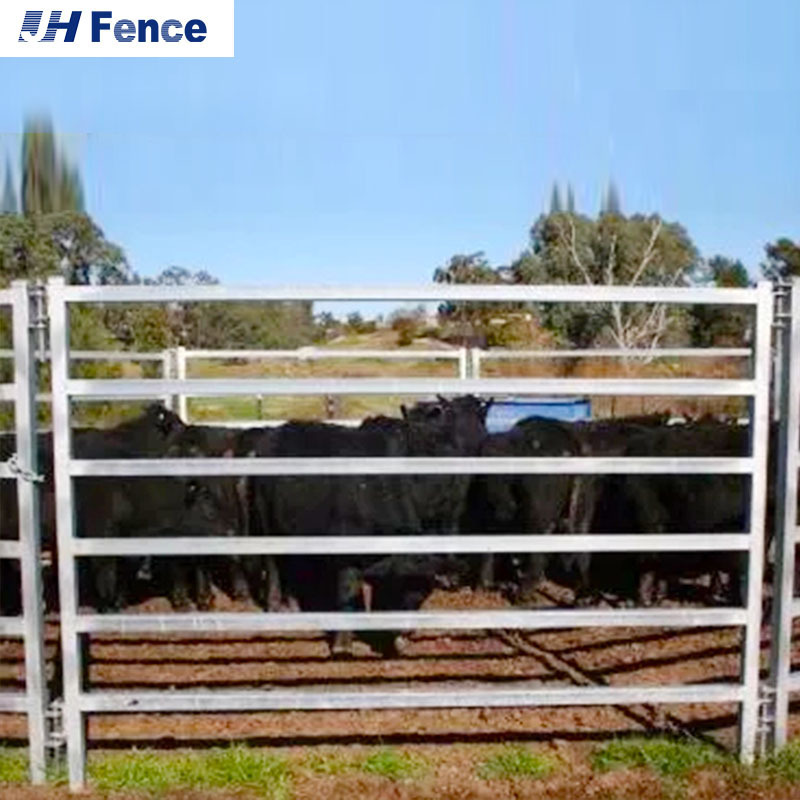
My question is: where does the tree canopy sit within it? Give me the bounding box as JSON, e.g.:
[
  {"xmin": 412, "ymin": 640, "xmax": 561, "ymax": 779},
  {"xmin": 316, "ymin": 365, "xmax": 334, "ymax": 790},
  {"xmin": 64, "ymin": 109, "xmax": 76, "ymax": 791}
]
[
  {"xmin": 762, "ymin": 238, "xmax": 800, "ymax": 282},
  {"xmin": 511, "ymin": 210, "xmax": 698, "ymax": 348}
]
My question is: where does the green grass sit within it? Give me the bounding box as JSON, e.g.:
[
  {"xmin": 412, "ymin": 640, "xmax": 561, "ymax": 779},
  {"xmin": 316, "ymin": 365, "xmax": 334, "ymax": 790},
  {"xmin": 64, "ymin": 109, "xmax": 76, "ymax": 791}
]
[
  {"xmin": 592, "ymin": 737, "xmax": 729, "ymax": 779},
  {"xmin": 88, "ymin": 747, "xmax": 291, "ymax": 798},
  {"xmin": 359, "ymin": 748, "xmax": 426, "ymax": 781},
  {"xmin": 761, "ymin": 738, "xmax": 800, "ymax": 784},
  {"xmin": 477, "ymin": 746, "xmax": 555, "ymax": 780},
  {"xmin": 0, "ymin": 747, "xmax": 28, "ymax": 784},
  {"xmin": 300, "ymin": 752, "xmax": 354, "ymax": 776}
]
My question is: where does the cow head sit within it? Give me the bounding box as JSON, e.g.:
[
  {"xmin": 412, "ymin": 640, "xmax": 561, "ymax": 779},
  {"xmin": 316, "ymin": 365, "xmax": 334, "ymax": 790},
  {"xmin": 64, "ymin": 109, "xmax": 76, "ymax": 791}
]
[
  {"xmin": 166, "ymin": 436, "xmax": 249, "ymax": 538},
  {"xmin": 143, "ymin": 403, "xmax": 185, "ymax": 439}
]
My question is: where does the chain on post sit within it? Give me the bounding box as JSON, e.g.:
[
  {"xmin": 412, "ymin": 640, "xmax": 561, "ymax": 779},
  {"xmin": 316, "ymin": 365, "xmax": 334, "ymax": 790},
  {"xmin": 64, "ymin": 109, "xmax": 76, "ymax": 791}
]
[
  {"xmin": 29, "ymin": 281, "xmax": 48, "ymax": 357},
  {"xmin": 45, "ymin": 698, "xmax": 66, "ymax": 765},
  {"xmin": 5, "ymin": 453, "xmax": 44, "ymax": 483},
  {"xmin": 773, "ymin": 278, "xmax": 793, "ymax": 329},
  {"xmin": 757, "ymin": 684, "xmax": 777, "ymax": 758}
]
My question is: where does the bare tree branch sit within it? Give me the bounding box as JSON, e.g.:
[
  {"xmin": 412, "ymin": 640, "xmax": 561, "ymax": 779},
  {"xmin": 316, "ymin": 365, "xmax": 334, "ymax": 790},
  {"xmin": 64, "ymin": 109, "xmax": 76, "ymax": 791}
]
[
  {"xmin": 556, "ymin": 216, "xmax": 594, "ymax": 286},
  {"xmin": 629, "ymin": 218, "xmax": 662, "ymax": 288}
]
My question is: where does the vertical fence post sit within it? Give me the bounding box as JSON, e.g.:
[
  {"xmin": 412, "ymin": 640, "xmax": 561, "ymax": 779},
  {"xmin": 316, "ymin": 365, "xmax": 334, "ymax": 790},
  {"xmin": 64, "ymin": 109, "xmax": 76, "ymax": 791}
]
[
  {"xmin": 769, "ymin": 278, "xmax": 800, "ymax": 749},
  {"xmin": 738, "ymin": 281, "xmax": 774, "ymax": 762},
  {"xmin": 48, "ymin": 277, "xmax": 85, "ymax": 789},
  {"xmin": 12, "ymin": 281, "xmax": 47, "ymax": 783},
  {"xmin": 457, "ymin": 348, "xmax": 468, "ymax": 380},
  {"xmin": 161, "ymin": 349, "xmax": 173, "ymax": 411},
  {"xmin": 176, "ymin": 346, "xmax": 187, "ymax": 422},
  {"xmin": 471, "ymin": 348, "xmax": 481, "ymax": 379}
]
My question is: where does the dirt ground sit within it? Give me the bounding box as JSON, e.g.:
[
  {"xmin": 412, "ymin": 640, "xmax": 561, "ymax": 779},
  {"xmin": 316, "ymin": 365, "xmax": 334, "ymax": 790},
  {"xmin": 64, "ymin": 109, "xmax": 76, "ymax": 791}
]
[{"xmin": 3, "ymin": 583, "xmax": 800, "ymax": 797}]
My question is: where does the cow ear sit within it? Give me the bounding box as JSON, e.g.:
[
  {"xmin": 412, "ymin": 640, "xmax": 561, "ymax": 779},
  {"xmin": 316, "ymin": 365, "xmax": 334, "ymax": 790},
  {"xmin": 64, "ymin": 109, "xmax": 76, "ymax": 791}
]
[
  {"xmin": 400, "ymin": 405, "xmax": 409, "ymax": 419},
  {"xmin": 436, "ymin": 394, "xmax": 450, "ymax": 407}
]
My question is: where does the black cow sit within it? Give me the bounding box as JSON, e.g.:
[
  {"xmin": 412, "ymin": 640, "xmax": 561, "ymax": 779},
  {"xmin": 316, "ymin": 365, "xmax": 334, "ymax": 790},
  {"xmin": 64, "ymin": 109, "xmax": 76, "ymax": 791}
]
[
  {"xmin": 157, "ymin": 422, "xmax": 253, "ymax": 607},
  {"xmin": 586, "ymin": 419, "xmax": 752, "ymax": 605},
  {"xmin": 243, "ymin": 396, "xmax": 490, "ymax": 655},
  {"xmin": 465, "ymin": 415, "xmax": 593, "ymax": 603},
  {"xmin": 72, "ymin": 404, "xmax": 241, "ymax": 610}
]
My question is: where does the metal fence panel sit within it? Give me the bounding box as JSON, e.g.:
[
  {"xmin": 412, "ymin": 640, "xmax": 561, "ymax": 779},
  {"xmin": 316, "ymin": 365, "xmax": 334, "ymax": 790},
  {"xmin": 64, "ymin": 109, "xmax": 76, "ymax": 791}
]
[
  {"xmin": 769, "ymin": 278, "xmax": 800, "ymax": 747},
  {"xmin": 0, "ymin": 282, "xmax": 48, "ymax": 783},
  {"xmin": 47, "ymin": 277, "xmax": 773, "ymax": 788}
]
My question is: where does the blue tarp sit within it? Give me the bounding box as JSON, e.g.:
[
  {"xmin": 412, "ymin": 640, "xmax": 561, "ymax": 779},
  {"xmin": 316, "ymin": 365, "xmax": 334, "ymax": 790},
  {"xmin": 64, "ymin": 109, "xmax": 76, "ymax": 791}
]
[{"xmin": 485, "ymin": 397, "xmax": 591, "ymax": 434}]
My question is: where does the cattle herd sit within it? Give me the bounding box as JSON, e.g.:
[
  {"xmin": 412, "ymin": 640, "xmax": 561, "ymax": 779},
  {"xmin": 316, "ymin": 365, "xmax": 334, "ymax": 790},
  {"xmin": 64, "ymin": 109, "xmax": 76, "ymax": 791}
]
[{"xmin": 0, "ymin": 398, "xmax": 764, "ymax": 656}]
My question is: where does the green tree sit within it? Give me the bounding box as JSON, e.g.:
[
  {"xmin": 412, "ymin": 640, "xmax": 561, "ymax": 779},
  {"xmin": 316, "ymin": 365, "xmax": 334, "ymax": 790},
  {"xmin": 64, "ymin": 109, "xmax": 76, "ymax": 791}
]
[
  {"xmin": 689, "ymin": 256, "xmax": 751, "ymax": 346},
  {"xmin": 110, "ymin": 265, "xmax": 315, "ymax": 350},
  {"xmin": 601, "ymin": 180, "xmax": 622, "ymax": 216},
  {"xmin": 566, "ymin": 183, "xmax": 576, "ymax": 214},
  {"xmin": 0, "ymin": 211, "xmax": 127, "ymax": 285},
  {"xmin": 21, "ymin": 116, "xmax": 83, "ymax": 215},
  {"xmin": 762, "ymin": 237, "xmax": 800, "ymax": 281},
  {"xmin": 433, "ymin": 252, "xmax": 509, "ymax": 340},
  {"xmin": 549, "ymin": 183, "xmax": 563, "ymax": 214},
  {"xmin": 512, "ymin": 210, "xmax": 698, "ymax": 348},
  {"xmin": 1, "ymin": 160, "xmax": 17, "ymax": 214}
]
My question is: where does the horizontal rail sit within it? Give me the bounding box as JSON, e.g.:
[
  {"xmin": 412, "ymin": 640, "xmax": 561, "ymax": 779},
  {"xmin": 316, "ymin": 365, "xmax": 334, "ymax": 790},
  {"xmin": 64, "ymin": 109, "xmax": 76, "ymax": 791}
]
[
  {"xmin": 66, "ymin": 377, "xmax": 757, "ymax": 398},
  {"xmin": 0, "ymin": 350, "xmax": 165, "ymax": 361},
  {"xmin": 0, "ymin": 693, "xmax": 28, "ymax": 713},
  {"xmin": 70, "ymin": 533, "xmax": 753, "ymax": 557},
  {"xmin": 0, "ymin": 345, "xmax": 749, "ymax": 362},
  {"xmin": 186, "ymin": 348, "xmax": 462, "ymax": 360},
  {"xmin": 56, "ymin": 283, "xmax": 762, "ymax": 305},
  {"xmin": 477, "ymin": 348, "xmax": 753, "ymax": 359},
  {"xmin": 71, "ymin": 350, "xmax": 166, "ymax": 362},
  {"xmin": 0, "ymin": 617, "xmax": 24, "ymax": 637},
  {"xmin": 195, "ymin": 419, "xmax": 364, "ymax": 429},
  {"xmin": 69, "ymin": 456, "xmax": 755, "ymax": 477},
  {"xmin": 38, "ymin": 393, "xmax": 172, "ymax": 404},
  {"xmin": 74, "ymin": 607, "xmax": 746, "ymax": 634},
  {"xmin": 79, "ymin": 683, "xmax": 745, "ymax": 713},
  {"xmin": 0, "ymin": 541, "xmax": 21, "ymax": 559}
]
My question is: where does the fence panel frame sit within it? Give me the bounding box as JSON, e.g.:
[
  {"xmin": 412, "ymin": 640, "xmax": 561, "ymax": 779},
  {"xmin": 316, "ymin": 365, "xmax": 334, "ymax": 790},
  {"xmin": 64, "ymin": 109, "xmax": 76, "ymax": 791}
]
[
  {"xmin": 0, "ymin": 281, "xmax": 48, "ymax": 783},
  {"xmin": 769, "ymin": 278, "xmax": 800, "ymax": 747},
  {"xmin": 47, "ymin": 277, "xmax": 773, "ymax": 789}
]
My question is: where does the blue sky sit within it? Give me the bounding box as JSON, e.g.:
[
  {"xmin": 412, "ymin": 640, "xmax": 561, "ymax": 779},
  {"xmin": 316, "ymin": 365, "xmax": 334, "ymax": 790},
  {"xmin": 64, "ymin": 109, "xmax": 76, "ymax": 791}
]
[{"xmin": 1, "ymin": 0, "xmax": 798, "ymax": 288}]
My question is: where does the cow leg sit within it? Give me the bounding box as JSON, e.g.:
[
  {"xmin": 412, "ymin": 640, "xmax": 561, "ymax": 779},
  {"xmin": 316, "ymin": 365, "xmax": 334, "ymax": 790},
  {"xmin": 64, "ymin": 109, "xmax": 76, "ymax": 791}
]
[
  {"xmin": 264, "ymin": 556, "xmax": 282, "ymax": 612},
  {"xmin": 94, "ymin": 557, "xmax": 123, "ymax": 611},
  {"xmin": 516, "ymin": 554, "xmax": 548, "ymax": 605},
  {"xmin": 331, "ymin": 564, "xmax": 362, "ymax": 658},
  {"xmin": 194, "ymin": 561, "xmax": 214, "ymax": 610},
  {"xmin": 479, "ymin": 553, "xmax": 495, "ymax": 590},
  {"xmin": 638, "ymin": 568, "xmax": 657, "ymax": 606},
  {"xmin": 136, "ymin": 556, "xmax": 153, "ymax": 582},
  {"xmin": 229, "ymin": 556, "xmax": 252, "ymax": 602},
  {"xmin": 518, "ymin": 523, "xmax": 558, "ymax": 604},
  {"xmin": 169, "ymin": 561, "xmax": 193, "ymax": 611},
  {"xmin": 573, "ymin": 553, "xmax": 594, "ymax": 606}
]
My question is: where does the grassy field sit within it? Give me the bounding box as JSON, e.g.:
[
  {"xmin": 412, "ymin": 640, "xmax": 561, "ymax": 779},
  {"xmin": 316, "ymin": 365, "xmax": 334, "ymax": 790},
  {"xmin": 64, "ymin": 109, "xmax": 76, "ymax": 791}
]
[
  {"xmin": 177, "ymin": 329, "xmax": 750, "ymax": 424},
  {"xmin": 3, "ymin": 737, "xmax": 800, "ymax": 799}
]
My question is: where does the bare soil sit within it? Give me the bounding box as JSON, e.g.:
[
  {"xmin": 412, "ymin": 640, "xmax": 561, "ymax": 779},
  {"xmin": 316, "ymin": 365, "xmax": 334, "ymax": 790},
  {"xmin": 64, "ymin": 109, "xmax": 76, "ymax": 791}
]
[{"xmin": 4, "ymin": 583, "xmax": 800, "ymax": 797}]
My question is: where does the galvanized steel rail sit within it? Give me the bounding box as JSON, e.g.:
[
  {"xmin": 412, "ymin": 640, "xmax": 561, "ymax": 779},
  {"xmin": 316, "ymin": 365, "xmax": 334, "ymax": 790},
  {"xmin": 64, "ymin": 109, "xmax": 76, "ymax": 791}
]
[
  {"xmin": 46, "ymin": 277, "xmax": 774, "ymax": 789},
  {"xmin": 769, "ymin": 278, "xmax": 800, "ymax": 747},
  {"xmin": 0, "ymin": 282, "xmax": 48, "ymax": 783}
]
